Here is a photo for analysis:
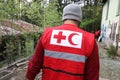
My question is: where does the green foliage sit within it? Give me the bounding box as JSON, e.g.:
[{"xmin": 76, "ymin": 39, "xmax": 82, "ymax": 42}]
[
  {"xmin": 1, "ymin": 35, "xmax": 19, "ymax": 65},
  {"xmin": 22, "ymin": 1, "xmax": 44, "ymax": 27},
  {"xmin": 80, "ymin": 19, "xmax": 95, "ymax": 28},
  {"xmin": 0, "ymin": 0, "xmax": 103, "ymax": 30},
  {"xmin": 80, "ymin": 16, "xmax": 101, "ymax": 31},
  {"xmin": 80, "ymin": 3, "xmax": 103, "ymax": 32},
  {"xmin": 0, "ymin": 0, "xmax": 20, "ymax": 20},
  {"xmin": 0, "ymin": 33, "xmax": 41, "ymax": 66},
  {"xmin": 45, "ymin": 0, "xmax": 62, "ymax": 27},
  {"xmin": 19, "ymin": 0, "xmax": 62, "ymax": 27},
  {"xmin": 106, "ymin": 45, "xmax": 118, "ymax": 58}
]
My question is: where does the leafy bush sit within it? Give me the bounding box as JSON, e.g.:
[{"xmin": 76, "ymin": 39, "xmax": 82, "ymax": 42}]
[
  {"xmin": 0, "ymin": 32, "xmax": 41, "ymax": 67},
  {"xmin": 106, "ymin": 45, "xmax": 118, "ymax": 58}
]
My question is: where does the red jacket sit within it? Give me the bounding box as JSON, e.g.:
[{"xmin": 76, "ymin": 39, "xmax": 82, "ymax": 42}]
[
  {"xmin": 26, "ymin": 24, "xmax": 99, "ymax": 80},
  {"xmin": 95, "ymin": 30, "xmax": 100, "ymax": 37}
]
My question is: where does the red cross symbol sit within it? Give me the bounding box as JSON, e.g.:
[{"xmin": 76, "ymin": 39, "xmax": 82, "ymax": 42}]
[{"xmin": 54, "ymin": 31, "xmax": 66, "ymax": 43}]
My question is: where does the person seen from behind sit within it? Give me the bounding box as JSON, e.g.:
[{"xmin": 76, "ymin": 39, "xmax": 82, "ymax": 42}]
[{"xmin": 26, "ymin": 3, "xmax": 100, "ymax": 80}]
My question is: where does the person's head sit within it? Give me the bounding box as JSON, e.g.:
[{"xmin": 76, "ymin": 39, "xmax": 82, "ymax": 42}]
[{"xmin": 62, "ymin": 4, "xmax": 82, "ymax": 26}]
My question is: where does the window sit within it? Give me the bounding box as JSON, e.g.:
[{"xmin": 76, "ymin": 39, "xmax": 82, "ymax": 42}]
[
  {"xmin": 106, "ymin": 0, "xmax": 109, "ymax": 20},
  {"xmin": 116, "ymin": 0, "xmax": 120, "ymax": 16}
]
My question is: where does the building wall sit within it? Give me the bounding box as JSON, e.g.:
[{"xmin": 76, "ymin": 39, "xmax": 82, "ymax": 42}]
[{"xmin": 101, "ymin": 0, "xmax": 120, "ymax": 48}]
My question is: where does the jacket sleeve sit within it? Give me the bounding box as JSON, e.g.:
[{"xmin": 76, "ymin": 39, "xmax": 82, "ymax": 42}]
[
  {"xmin": 84, "ymin": 40, "xmax": 100, "ymax": 80},
  {"xmin": 26, "ymin": 36, "xmax": 44, "ymax": 80}
]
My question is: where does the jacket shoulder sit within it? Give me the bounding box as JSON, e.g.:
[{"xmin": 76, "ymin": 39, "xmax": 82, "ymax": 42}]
[{"xmin": 83, "ymin": 31, "xmax": 95, "ymax": 57}]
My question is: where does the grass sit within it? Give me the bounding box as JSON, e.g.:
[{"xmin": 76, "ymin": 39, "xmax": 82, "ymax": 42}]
[{"xmin": 106, "ymin": 45, "xmax": 118, "ymax": 58}]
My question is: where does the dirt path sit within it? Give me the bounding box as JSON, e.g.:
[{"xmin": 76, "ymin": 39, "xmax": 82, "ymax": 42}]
[{"xmin": 98, "ymin": 42, "xmax": 120, "ymax": 80}]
